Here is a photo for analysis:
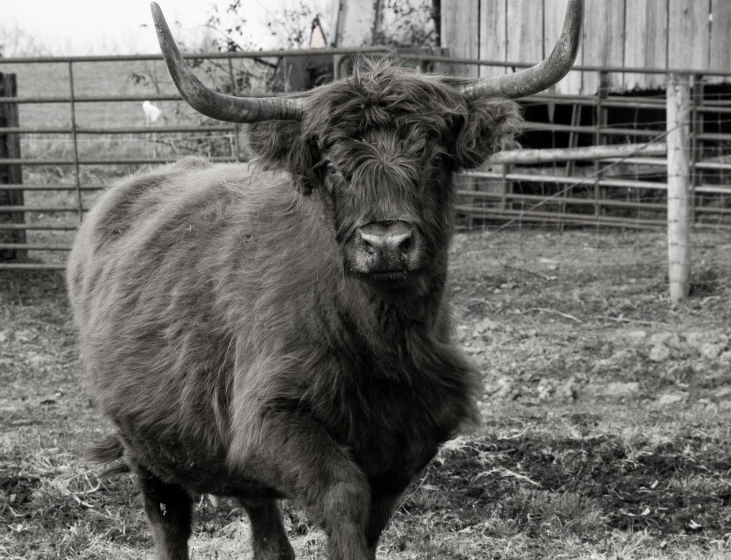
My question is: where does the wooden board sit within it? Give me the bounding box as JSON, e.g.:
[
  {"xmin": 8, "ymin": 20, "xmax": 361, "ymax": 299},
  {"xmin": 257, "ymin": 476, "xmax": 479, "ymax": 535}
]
[
  {"xmin": 479, "ymin": 0, "xmax": 508, "ymax": 78},
  {"xmin": 581, "ymin": 0, "xmax": 625, "ymax": 94},
  {"xmin": 709, "ymin": 1, "xmax": 731, "ymax": 83},
  {"xmin": 439, "ymin": 0, "xmax": 729, "ymax": 93},
  {"xmin": 334, "ymin": 0, "xmax": 377, "ymax": 46},
  {"xmin": 668, "ymin": 0, "xmax": 710, "ymax": 70},
  {"xmin": 441, "ymin": 0, "xmax": 480, "ymax": 76},
  {"xmin": 545, "ymin": 0, "xmax": 583, "ymax": 94},
  {"xmin": 624, "ymin": 0, "xmax": 669, "ymax": 90},
  {"xmin": 506, "ymin": 0, "xmax": 544, "ymax": 65}
]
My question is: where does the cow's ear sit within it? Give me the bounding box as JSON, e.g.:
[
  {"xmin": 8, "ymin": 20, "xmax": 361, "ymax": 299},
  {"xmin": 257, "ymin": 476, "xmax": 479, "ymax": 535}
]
[
  {"xmin": 452, "ymin": 99, "xmax": 522, "ymax": 170},
  {"xmin": 247, "ymin": 121, "xmax": 318, "ymax": 194}
]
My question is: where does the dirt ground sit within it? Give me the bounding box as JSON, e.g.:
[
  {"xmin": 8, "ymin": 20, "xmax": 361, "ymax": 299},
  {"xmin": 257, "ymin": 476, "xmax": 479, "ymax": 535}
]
[{"xmin": 2, "ymin": 228, "xmax": 731, "ymax": 559}]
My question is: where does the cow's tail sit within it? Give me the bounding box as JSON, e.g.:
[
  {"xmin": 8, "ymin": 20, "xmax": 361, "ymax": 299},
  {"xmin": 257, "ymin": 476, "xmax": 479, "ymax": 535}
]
[{"xmin": 84, "ymin": 433, "xmax": 130, "ymax": 477}]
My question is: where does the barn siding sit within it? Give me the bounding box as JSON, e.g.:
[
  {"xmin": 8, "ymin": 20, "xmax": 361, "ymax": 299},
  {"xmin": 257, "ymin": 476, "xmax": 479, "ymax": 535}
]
[
  {"xmin": 440, "ymin": 0, "xmax": 480, "ymax": 76},
  {"xmin": 479, "ymin": 0, "xmax": 508, "ymax": 78},
  {"xmin": 709, "ymin": 0, "xmax": 731, "ymax": 83},
  {"xmin": 441, "ymin": 0, "xmax": 728, "ymax": 94},
  {"xmin": 545, "ymin": 0, "xmax": 583, "ymax": 94},
  {"xmin": 506, "ymin": 0, "xmax": 544, "ymax": 71},
  {"xmin": 668, "ymin": 0, "xmax": 710, "ymax": 70},
  {"xmin": 581, "ymin": 0, "xmax": 625, "ymax": 94},
  {"xmin": 624, "ymin": 1, "xmax": 668, "ymax": 90}
]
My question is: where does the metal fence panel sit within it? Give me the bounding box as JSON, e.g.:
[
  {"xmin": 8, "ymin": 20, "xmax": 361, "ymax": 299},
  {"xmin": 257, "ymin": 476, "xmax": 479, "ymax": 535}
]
[{"xmin": 1, "ymin": 51, "xmax": 731, "ymax": 269}]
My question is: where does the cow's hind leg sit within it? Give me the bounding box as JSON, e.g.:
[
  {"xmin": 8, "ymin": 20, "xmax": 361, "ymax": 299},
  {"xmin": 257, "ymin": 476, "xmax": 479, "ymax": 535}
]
[
  {"xmin": 240, "ymin": 498, "xmax": 295, "ymax": 560},
  {"xmin": 132, "ymin": 463, "xmax": 192, "ymax": 560}
]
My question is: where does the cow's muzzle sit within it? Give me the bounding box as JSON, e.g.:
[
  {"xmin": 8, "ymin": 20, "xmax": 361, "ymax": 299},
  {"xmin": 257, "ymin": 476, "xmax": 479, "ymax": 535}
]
[{"xmin": 351, "ymin": 221, "xmax": 422, "ymax": 288}]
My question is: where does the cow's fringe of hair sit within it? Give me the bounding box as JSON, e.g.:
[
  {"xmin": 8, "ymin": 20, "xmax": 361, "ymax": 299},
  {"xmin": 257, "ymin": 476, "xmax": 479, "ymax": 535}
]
[{"xmin": 248, "ymin": 59, "xmax": 523, "ymax": 192}]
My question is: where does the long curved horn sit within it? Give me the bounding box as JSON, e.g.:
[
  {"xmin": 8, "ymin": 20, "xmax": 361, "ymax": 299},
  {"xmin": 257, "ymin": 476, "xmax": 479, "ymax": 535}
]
[
  {"xmin": 150, "ymin": 3, "xmax": 304, "ymax": 122},
  {"xmin": 458, "ymin": 0, "xmax": 583, "ymax": 100}
]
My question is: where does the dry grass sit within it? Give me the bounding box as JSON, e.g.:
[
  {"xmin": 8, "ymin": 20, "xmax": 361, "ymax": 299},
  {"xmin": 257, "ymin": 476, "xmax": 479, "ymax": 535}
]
[{"xmin": 2, "ymin": 229, "xmax": 731, "ymax": 559}]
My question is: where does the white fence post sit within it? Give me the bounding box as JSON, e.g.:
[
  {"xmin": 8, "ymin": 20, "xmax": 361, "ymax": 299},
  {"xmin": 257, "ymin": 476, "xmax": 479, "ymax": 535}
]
[{"xmin": 666, "ymin": 73, "xmax": 692, "ymax": 303}]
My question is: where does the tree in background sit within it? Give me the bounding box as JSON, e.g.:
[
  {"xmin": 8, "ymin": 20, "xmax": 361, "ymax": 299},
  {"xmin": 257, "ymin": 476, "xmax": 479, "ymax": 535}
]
[
  {"xmin": 0, "ymin": 22, "xmax": 48, "ymax": 57},
  {"xmin": 207, "ymin": 0, "xmax": 333, "ymax": 51},
  {"xmin": 128, "ymin": 0, "xmax": 441, "ymax": 159},
  {"xmin": 203, "ymin": 0, "xmax": 440, "ymax": 91},
  {"xmin": 373, "ymin": 0, "xmax": 438, "ymax": 48},
  {"xmin": 207, "ymin": 0, "xmax": 439, "ymax": 52}
]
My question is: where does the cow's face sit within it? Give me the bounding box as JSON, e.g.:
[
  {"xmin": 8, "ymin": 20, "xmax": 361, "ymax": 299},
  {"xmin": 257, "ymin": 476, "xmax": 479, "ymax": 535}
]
[
  {"xmin": 318, "ymin": 126, "xmax": 451, "ymax": 295},
  {"xmin": 152, "ymin": 0, "xmax": 580, "ymax": 298},
  {"xmin": 249, "ymin": 64, "xmax": 521, "ymax": 298}
]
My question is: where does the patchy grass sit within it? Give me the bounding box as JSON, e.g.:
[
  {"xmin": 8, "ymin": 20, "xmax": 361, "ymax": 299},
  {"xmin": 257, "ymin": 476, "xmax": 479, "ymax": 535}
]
[{"xmin": 2, "ymin": 229, "xmax": 731, "ymax": 559}]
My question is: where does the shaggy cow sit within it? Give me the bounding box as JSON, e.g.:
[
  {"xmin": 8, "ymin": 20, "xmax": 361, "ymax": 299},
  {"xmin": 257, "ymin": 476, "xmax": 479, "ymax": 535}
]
[{"xmin": 67, "ymin": 2, "xmax": 583, "ymax": 559}]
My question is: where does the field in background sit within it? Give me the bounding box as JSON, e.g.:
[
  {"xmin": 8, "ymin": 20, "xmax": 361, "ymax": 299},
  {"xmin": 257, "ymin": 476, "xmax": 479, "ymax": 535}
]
[
  {"xmin": 0, "ymin": 58, "xmax": 249, "ymax": 126},
  {"xmin": 0, "ymin": 58, "xmax": 259, "ymax": 265},
  {"xmin": 1, "ymin": 57, "xmax": 249, "ymax": 164},
  {"xmin": 2, "ymin": 229, "xmax": 731, "ymax": 560}
]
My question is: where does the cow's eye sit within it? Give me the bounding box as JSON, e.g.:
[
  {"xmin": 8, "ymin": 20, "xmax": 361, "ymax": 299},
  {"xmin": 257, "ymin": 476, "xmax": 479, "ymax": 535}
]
[
  {"xmin": 432, "ymin": 154, "xmax": 445, "ymax": 167},
  {"xmin": 326, "ymin": 161, "xmax": 338, "ymax": 175}
]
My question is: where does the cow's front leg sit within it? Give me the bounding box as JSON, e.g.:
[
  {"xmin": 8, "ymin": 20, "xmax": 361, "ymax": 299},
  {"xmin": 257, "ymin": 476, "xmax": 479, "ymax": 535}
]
[
  {"xmin": 240, "ymin": 497, "xmax": 295, "ymax": 560},
  {"xmin": 365, "ymin": 496, "xmax": 399, "ymax": 560},
  {"xmin": 234, "ymin": 409, "xmax": 371, "ymax": 560}
]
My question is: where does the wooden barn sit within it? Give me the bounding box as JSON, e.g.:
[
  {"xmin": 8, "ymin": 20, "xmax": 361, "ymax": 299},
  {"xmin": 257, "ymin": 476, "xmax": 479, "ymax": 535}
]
[{"xmin": 441, "ymin": 0, "xmax": 731, "ymax": 93}]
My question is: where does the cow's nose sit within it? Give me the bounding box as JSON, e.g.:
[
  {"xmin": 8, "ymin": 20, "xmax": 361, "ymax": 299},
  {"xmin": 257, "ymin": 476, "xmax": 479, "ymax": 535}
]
[
  {"xmin": 360, "ymin": 229, "xmax": 412, "ymax": 259},
  {"xmin": 356, "ymin": 221, "xmax": 417, "ymax": 271}
]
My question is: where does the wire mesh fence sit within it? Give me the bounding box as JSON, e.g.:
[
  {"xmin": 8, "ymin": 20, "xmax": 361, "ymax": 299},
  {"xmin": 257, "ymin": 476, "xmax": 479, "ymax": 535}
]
[
  {"xmin": 458, "ymin": 74, "xmax": 731, "ymax": 232},
  {"xmin": 0, "ymin": 51, "xmax": 730, "ymax": 290},
  {"xmin": 452, "ymin": 63, "xmax": 731, "ymax": 308}
]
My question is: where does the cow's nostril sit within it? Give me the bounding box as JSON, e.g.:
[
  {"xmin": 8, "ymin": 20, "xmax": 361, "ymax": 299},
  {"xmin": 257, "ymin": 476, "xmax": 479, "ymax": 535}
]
[
  {"xmin": 363, "ymin": 238, "xmax": 376, "ymax": 255},
  {"xmin": 398, "ymin": 235, "xmax": 411, "ymax": 258}
]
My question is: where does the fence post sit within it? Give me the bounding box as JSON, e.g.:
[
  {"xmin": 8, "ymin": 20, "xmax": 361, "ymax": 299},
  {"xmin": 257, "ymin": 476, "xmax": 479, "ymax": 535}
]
[
  {"xmin": 666, "ymin": 73, "xmax": 691, "ymax": 303},
  {"xmin": 227, "ymin": 58, "xmax": 241, "ymax": 162},
  {"xmin": 0, "ymin": 72, "xmax": 26, "ymax": 262},
  {"xmin": 593, "ymin": 71, "xmax": 609, "ymax": 217},
  {"xmin": 68, "ymin": 62, "xmax": 83, "ymax": 223}
]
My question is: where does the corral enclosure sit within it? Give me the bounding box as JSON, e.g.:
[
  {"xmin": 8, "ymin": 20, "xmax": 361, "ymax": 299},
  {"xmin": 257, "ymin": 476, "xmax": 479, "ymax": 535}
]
[
  {"xmin": 1, "ymin": 5, "xmax": 731, "ymax": 560},
  {"xmin": 3, "ymin": 0, "xmax": 731, "ymax": 268},
  {"xmin": 2, "ymin": 50, "xmax": 731, "ymax": 270},
  {"xmin": 442, "ymin": 0, "xmax": 731, "ymax": 92}
]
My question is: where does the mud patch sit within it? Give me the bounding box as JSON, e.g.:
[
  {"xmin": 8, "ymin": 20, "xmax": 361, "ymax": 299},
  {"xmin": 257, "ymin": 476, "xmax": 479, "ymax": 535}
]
[{"xmin": 404, "ymin": 433, "xmax": 731, "ymax": 540}]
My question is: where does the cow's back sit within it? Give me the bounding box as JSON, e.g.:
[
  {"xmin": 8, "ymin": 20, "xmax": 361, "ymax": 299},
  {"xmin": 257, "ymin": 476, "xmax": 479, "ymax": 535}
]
[
  {"xmin": 70, "ymin": 157, "xmax": 218, "ymax": 318},
  {"xmin": 67, "ymin": 157, "xmax": 292, "ymax": 323},
  {"xmin": 66, "ymin": 157, "xmax": 299, "ymax": 483}
]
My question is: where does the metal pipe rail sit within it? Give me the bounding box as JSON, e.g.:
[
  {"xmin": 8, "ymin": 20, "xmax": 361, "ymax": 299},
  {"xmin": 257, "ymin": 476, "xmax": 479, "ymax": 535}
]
[
  {"xmin": 0, "ymin": 46, "xmax": 393, "ymax": 64},
  {"xmin": 0, "ymin": 184, "xmax": 104, "ymax": 191},
  {"xmin": 455, "ymin": 206, "xmax": 731, "ymax": 231},
  {"xmin": 466, "ymin": 170, "xmax": 731, "ymax": 195},
  {"xmin": 457, "ymin": 190, "xmax": 731, "ymax": 215},
  {"xmin": 0, "ymin": 92, "xmax": 298, "ymax": 105},
  {"xmin": 4, "ymin": 48, "xmax": 731, "ymax": 78},
  {"xmin": 1, "ymin": 125, "xmax": 236, "ymax": 134},
  {"xmin": 0, "ymin": 156, "xmax": 238, "ymax": 166}
]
